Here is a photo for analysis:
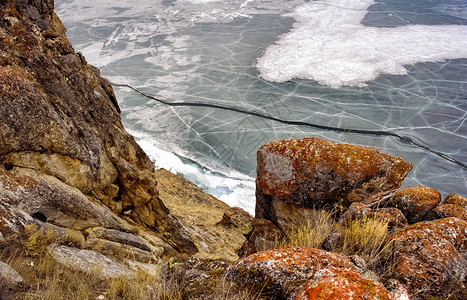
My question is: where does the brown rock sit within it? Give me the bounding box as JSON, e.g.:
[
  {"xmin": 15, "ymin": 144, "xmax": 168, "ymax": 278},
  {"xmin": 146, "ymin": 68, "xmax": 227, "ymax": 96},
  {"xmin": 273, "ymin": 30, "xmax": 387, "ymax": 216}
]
[
  {"xmin": 294, "ymin": 267, "xmax": 394, "ymax": 300},
  {"xmin": 339, "ymin": 202, "xmax": 372, "ymax": 225},
  {"xmin": 371, "ymin": 207, "xmax": 408, "ymax": 229},
  {"xmin": 226, "ymin": 247, "xmax": 356, "ymax": 298},
  {"xmin": 425, "ymin": 204, "xmax": 467, "ymax": 222},
  {"xmin": 389, "ymin": 186, "xmax": 441, "ymax": 224},
  {"xmin": 389, "ymin": 217, "xmax": 467, "ymax": 298},
  {"xmin": 443, "ymin": 193, "xmax": 467, "ymax": 209},
  {"xmin": 255, "ymin": 138, "xmax": 412, "ymax": 230},
  {"xmin": 238, "ymin": 218, "xmax": 283, "ymax": 257},
  {"xmin": 0, "ymin": 0, "xmax": 196, "ymax": 254}
]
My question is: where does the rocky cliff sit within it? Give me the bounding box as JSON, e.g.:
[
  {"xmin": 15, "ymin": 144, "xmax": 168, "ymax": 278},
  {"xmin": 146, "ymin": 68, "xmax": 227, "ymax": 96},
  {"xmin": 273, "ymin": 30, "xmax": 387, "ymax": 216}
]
[{"xmin": 0, "ymin": 0, "xmax": 199, "ymax": 253}]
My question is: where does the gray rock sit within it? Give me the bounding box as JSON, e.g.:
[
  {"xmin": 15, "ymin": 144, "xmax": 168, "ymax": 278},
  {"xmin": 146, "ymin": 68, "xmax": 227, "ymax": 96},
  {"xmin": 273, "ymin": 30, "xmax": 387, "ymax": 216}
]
[
  {"xmin": 50, "ymin": 245, "xmax": 133, "ymax": 279},
  {"xmin": 0, "ymin": 261, "xmax": 24, "ymax": 294}
]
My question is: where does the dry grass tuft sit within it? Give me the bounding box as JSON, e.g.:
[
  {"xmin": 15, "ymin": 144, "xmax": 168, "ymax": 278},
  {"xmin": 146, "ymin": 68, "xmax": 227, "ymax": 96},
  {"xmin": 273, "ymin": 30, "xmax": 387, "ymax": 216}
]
[
  {"xmin": 278, "ymin": 209, "xmax": 337, "ymax": 249},
  {"xmin": 339, "ymin": 215, "xmax": 392, "ymax": 268},
  {"xmin": 23, "ymin": 224, "xmax": 55, "ymax": 256},
  {"xmin": 271, "ymin": 210, "xmax": 392, "ymax": 272}
]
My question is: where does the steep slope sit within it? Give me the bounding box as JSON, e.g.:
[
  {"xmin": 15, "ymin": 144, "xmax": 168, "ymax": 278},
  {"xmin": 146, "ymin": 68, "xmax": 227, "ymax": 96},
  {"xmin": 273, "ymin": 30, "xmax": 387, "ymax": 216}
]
[{"xmin": 0, "ymin": 0, "xmax": 196, "ymax": 254}]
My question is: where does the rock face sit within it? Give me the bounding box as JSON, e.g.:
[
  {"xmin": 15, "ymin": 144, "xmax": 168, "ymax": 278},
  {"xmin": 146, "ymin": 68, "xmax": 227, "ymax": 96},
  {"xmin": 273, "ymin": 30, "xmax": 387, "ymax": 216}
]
[
  {"xmin": 255, "ymin": 138, "xmax": 412, "ymax": 230},
  {"xmin": 389, "ymin": 217, "xmax": 467, "ymax": 298},
  {"xmin": 0, "ymin": 0, "xmax": 195, "ymax": 254}
]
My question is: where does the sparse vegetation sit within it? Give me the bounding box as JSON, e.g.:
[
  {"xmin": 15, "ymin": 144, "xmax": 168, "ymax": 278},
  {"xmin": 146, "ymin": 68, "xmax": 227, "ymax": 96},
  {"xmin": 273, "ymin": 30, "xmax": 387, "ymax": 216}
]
[
  {"xmin": 339, "ymin": 215, "xmax": 392, "ymax": 268},
  {"xmin": 1, "ymin": 224, "xmax": 263, "ymax": 300},
  {"xmin": 272, "ymin": 210, "xmax": 393, "ymax": 273},
  {"xmin": 276, "ymin": 209, "xmax": 337, "ymax": 249}
]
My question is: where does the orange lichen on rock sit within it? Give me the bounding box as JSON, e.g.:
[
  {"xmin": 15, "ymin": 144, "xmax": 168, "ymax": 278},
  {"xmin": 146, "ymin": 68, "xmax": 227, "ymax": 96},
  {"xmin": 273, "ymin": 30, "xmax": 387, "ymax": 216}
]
[
  {"xmin": 294, "ymin": 267, "xmax": 394, "ymax": 300},
  {"xmin": 226, "ymin": 247, "xmax": 356, "ymax": 298},
  {"xmin": 389, "ymin": 186, "xmax": 441, "ymax": 224},
  {"xmin": 389, "ymin": 217, "xmax": 467, "ymax": 297},
  {"xmin": 443, "ymin": 193, "xmax": 467, "ymax": 209},
  {"xmin": 255, "ymin": 137, "xmax": 412, "ymax": 229}
]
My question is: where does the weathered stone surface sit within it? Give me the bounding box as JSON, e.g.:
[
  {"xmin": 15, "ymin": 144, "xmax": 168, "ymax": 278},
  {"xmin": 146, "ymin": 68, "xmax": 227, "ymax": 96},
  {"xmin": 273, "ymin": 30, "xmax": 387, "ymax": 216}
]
[
  {"xmin": 371, "ymin": 207, "xmax": 408, "ymax": 229},
  {"xmin": 389, "ymin": 217, "xmax": 467, "ymax": 298},
  {"xmin": 226, "ymin": 247, "xmax": 357, "ymax": 298},
  {"xmin": 388, "ymin": 186, "xmax": 441, "ymax": 224},
  {"xmin": 425, "ymin": 204, "xmax": 467, "ymax": 222},
  {"xmin": 238, "ymin": 218, "xmax": 283, "ymax": 258},
  {"xmin": 0, "ymin": 0, "xmax": 196, "ymax": 254},
  {"xmin": 0, "ymin": 168, "xmax": 132, "ymax": 231},
  {"xmin": 443, "ymin": 193, "xmax": 467, "ymax": 209},
  {"xmin": 155, "ymin": 168, "xmax": 253, "ymax": 261},
  {"xmin": 0, "ymin": 261, "xmax": 24, "ymax": 292},
  {"xmin": 339, "ymin": 202, "xmax": 372, "ymax": 225},
  {"xmin": 50, "ymin": 245, "xmax": 133, "ymax": 279},
  {"xmin": 255, "ymin": 138, "xmax": 412, "ymax": 230},
  {"xmin": 294, "ymin": 267, "xmax": 393, "ymax": 300}
]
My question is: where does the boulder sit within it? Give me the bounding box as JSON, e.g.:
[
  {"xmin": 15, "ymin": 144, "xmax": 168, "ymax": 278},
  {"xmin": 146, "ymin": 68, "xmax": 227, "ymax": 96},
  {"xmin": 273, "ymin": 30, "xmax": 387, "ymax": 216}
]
[
  {"xmin": 389, "ymin": 217, "xmax": 467, "ymax": 298},
  {"xmin": 371, "ymin": 207, "xmax": 408, "ymax": 229},
  {"xmin": 50, "ymin": 245, "xmax": 133, "ymax": 279},
  {"xmin": 0, "ymin": 261, "xmax": 24, "ymax": 294},
  {"xmin": 388, "ymin": 186, "xmax": 441, "ymax": 224},
  {"xmin": 238, "ymin": 218, "xmax": 283, "ymax": 258},
  {"xmin": 443, "ymin": 193, "xmax": 467, "ymax": 209},
  {"xmin": 226, "ymin": 247, "xmax": 357, "ymax": 298},
  {"xmin": 0, "ymin": 0, "xmax": 196, "ymax": 254},
  {"xmin": 293, "ymin": 267, "xmax": 394, "ymax": 300},
  {"xmin": 339, "ymin": 202, "xmax": 372, "ymax": 225},
  {"xmin": 255, "ymin": 138, "xmax": 412, "ymax": 230},
  {"xmin": 425, "ymin": 204, "xmax": 467, "ymax": 222}
]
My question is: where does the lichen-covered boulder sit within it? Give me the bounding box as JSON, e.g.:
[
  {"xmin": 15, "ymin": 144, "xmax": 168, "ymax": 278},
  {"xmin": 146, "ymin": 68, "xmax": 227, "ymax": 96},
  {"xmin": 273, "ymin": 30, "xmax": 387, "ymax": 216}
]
[
  {"xmin": 294, "ymin": 267, "xmax": 394, "ymax": 300},
  {"xmin": 255, "ymin": 138, "xmax": 412, "ymax": 230},
  {"xmin": 443, "ymin": 193, "xmax": 467, "ymax": 209},
  {"xmin": 226, "ymin": 247, "xmax": 357, "ymax": 298},
  {"xmin": 389, "ymin": 217, "xmax": 467, "ymax": 298},
  {"xmin": 388, "ymin": 186, "xmax": 441, "ymax": 224},
  {"xmin": 371, "ymin": 207, "xmax": 408, "ymax": 229},
  {"xmin": 425, "ymin": 204, "xmax": 467, "ymax": 222}
]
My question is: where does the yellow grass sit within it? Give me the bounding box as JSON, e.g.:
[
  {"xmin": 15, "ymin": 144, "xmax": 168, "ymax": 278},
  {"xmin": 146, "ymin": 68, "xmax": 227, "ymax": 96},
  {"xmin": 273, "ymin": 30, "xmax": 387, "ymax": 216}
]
[{"xmin": 278, "ymin": 209, "xmax": 337, "ymax": 249}]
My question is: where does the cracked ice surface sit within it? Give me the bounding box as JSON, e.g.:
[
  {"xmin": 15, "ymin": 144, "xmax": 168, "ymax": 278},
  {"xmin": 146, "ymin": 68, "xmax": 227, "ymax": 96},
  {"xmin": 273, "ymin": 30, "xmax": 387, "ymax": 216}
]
[{"xmin": 56, "ymin": 0, "xmax": 467, "ymax": 214}]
